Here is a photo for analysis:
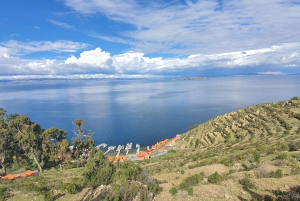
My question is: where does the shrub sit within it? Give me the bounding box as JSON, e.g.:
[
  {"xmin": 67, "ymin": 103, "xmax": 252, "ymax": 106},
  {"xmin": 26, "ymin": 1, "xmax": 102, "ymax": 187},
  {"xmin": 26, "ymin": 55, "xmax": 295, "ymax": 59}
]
[
  {"xmin": 83, "ymin": 151, "xmax": 115, "ymax": 187},
  {"xmin": 264, "ymin": 195, "xmax": 276, "ymax": 201},
  {"xmin": 179, "ymin": 172, "xmax": 205, "ymax": 190},
  {"xmin": 208, "ymin": 172, "xmax": 223, "ymax": 184},
  {"xmin": 239, "ymin": 178, "xmax": 256, "ymax": 189},
  {"xmin": 0, "ymin": 188, "xmax": 6, "ymax": 201},
  {"xmin": 186, "ymin": 187, "xmax": 193, "ymax": 196},
  {"xmin": 44, "ymin": 190, "xmax": 55, "ymax": 201},
  {"xmin": 60, "ymin": 183, "xmax": 77, "ymax": 194},
  {"xmin": 169, "ymin": 187, "xmax": 178, "ymax": 196},
  {"xmin": 276, "ymin": 153, "xmax": 288, "ymax": 160},
  {"xmin": 169, "ymin": 150, "xmax": 176, "ymax": 154},
  {"xmin": 253, "ymin": 151, "xmax": 261, "ymax": 163},
  {"xmin": 268, "ymin": 169, "xmax": 283, "ymax": 178},
  {"xmin": 289, "ymin": 141, "xmax": 300, "ymax": 151},
  {"xmin": 293, "ymin": 113, "xmax": 300, "ymax": 120}
]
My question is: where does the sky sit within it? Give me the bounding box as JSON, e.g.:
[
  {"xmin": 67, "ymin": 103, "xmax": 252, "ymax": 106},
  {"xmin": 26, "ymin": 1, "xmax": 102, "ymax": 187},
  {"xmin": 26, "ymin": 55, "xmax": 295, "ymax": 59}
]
[{"xmin": 0, "ymin": 0, "xmax": 300, "ymax": 79}]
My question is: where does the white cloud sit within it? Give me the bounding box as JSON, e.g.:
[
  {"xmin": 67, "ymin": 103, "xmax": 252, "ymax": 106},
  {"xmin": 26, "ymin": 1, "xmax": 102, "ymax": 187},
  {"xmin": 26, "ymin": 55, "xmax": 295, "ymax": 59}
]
[
  {"xmin": 1, "ymin": 40, "xmax": 89, "ymax": 55},
  {"xmin": 63, "ymin": 0, "xmax": 300, "ymax": 55},
  {"xmin": 48, "ymin": 19, "xmax": 74, "ymax": 29},
  {"xmin": 87, "ymin": 33, "xmax": 128, "ymax": 44},
  {"xmin": 0, "ymin": 42, "xmax": 299, "ymax": 78},
  {"xmin": 258, "ymin": 71, "xmax": 283, "ymax": 75}
]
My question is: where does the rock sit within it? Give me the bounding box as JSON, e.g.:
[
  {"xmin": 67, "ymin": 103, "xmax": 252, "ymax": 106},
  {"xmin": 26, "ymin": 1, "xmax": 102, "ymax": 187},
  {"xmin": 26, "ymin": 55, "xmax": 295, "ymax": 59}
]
[
  {"xmin": 242, "ymin": 191, "xmax": 246, "ymax": 195},
  {"xmin": 224, "ymin": 194, "xmax": 230, "ymax": 198}
]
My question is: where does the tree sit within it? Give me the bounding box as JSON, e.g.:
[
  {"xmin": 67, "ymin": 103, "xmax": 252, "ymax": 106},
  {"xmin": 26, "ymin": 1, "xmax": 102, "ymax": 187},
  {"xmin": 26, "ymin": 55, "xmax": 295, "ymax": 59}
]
[
  {"xmin": 0, "ymin": 108, "xmax": 14, "ymax": 175},
  {"xmin": 71, "ymin": 118, "xmax": 94, "ymax": 166},
  {"xmin": 8, "ymin": 114, "xmax": 45, "ymax": 172},
  {"xmin": 83, "ymin": 151, "xmax": 115, "ymax": 187},
  {"xmin": 42, "ymin": 126, "xmax": 70, "ymax": 169}
]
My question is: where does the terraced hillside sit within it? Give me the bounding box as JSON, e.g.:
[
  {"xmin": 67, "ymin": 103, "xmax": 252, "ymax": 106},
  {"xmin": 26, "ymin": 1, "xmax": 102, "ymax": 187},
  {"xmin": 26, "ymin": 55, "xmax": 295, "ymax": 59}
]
[{"xmin": 140, "ymin": 97, "xmax": 300, "ymax": 200}]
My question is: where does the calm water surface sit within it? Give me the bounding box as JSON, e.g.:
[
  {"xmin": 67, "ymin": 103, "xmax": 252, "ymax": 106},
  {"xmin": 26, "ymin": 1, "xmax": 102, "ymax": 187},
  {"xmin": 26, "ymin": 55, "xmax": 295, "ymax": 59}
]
[{"xmin": 0, "ymin": 76, "xmax": 299, "ymax": 147}]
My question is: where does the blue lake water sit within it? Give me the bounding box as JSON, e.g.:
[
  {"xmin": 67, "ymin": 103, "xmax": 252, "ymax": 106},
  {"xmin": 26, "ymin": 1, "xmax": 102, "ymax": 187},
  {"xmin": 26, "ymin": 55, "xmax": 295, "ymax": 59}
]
[{"xmin": 0, "ymin": 76, "xmax": 299, "ymax": 147}]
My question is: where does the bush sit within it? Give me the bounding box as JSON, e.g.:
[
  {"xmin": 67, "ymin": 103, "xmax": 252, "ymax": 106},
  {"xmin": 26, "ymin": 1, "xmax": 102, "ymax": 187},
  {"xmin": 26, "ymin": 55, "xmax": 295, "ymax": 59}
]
[
  {"xmin": 169, "ymin": 187, "xmax": 178, "ymax": 196},
  {"xmin": 239, "ymin": 178, "xmax": 256, "ymax": 189},
  {"xmin": 186, "ymin": 187, "xmax": 193, "ymax": 196},
  {"xmin": 268, "ymin": 169, "xmax": 283, "ymax": 178},
  {"xmin": 44, "ymin": 190, "xmax": 55, "ymax": 201},
  {"xmin": 83, "ymin": 151, "xmax": 115, "ymax": 187},
  {"xmin": 208, "ymin": 172, "xmax": 223, "ymax": 184},
  {"xmin": 253, "ymin": 151, "xmax": 261, "ymax": 163},
  {"xmin": 289, "ymin": 141, "xmax": 300, "ymax": 151},
  {"xmin": 60, "ymin": 183, "xmax": 77, "ymax": 194},
  {"xmin": 0, "ymin": 188, "xmax": 6, "ymax": 201},
  {"xmin": 276, "ymin": 153, "xmax": 288, "ymax": 160},
  {"xmin": 179, "ymin": 172, "xmax": 205, "ymax": 190}
]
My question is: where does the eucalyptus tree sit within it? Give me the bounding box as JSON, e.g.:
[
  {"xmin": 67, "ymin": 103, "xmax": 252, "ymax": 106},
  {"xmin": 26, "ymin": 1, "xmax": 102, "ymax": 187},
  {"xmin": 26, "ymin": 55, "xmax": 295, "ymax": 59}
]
[
  {"xmin": 42, "ymin": 126, "xmax": 70, "ymax": 169},
  {"xmin": 71, "ymin": 118, "xmax": 94, "ymax": 165},
  {"xmin": 8, "ymin": 114, "xmax": 45, "ymax": 172},
  {"xmin": 0, "ymin": 108, "xmax": 14, "ymax": 174}
]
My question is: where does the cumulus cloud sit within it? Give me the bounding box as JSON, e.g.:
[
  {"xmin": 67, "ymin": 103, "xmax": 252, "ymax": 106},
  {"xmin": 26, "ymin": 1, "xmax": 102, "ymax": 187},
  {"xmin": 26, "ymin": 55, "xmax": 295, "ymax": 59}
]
[
  {"xmin": 0, "ymin": 42, "xmax": 299, "ymax": 78},
  {"xmin": 63, "ymin": 0, "xmax": 300, "ymax": 55}
]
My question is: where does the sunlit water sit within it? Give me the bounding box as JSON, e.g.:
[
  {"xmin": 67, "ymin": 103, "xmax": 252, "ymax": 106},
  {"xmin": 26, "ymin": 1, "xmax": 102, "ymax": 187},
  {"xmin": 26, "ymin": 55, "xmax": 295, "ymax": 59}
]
[{"xmin": 0, "ymin": 76, "xmax": 299, "ymax": 147}]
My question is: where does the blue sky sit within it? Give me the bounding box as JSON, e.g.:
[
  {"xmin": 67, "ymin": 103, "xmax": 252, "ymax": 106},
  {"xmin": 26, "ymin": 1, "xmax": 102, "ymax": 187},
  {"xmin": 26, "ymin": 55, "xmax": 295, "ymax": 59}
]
[{"xmin": 0, "ymin": 0, "xmax": 300, "ymax": 79}]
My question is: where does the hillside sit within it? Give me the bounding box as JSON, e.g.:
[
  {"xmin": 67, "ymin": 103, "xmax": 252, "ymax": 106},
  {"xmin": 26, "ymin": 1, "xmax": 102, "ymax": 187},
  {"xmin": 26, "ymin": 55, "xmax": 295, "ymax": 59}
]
[
  {"xmin": 1, "ymin": 97, "xmax": 300, "ymax": 201},
  {"xmin": 139, "ymin": 96, "xmax": 300, "ymax": 200}
]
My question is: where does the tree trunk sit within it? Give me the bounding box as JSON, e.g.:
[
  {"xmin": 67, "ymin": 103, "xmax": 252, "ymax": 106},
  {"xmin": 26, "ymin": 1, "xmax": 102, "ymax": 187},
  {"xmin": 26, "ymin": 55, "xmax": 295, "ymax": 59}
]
[
  {"xmin": 32, "ymin": 151, "xmax": 43, "ymax": 173},
  {"xmin": 2, "ymin": 166, "xmax": 6, "ymax": 175}
]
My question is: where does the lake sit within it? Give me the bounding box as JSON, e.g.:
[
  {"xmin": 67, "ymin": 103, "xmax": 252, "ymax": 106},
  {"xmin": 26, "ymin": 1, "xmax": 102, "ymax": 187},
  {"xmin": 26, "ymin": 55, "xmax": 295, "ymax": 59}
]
[{"xmin": 0, "ymin": 75, "xmax": 299, "ymax": 147}]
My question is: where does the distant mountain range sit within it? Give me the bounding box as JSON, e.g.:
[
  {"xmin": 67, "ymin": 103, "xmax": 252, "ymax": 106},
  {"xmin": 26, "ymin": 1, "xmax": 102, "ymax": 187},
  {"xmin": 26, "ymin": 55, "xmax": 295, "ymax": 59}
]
[{"xmin": 172, "ymin": 76, "xmax": 208, "ymax": 81}]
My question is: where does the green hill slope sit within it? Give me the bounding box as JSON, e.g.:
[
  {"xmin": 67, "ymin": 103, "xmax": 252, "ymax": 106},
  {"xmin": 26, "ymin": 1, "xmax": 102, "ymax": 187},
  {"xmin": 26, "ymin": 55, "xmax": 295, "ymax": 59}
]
[
  {"xmin": 184, "ymin": 97, "xmax": 300, "ymax": 148},
  {"xmin": 140, "ymin": 97, "xmax": 300, "ymax": 200}
]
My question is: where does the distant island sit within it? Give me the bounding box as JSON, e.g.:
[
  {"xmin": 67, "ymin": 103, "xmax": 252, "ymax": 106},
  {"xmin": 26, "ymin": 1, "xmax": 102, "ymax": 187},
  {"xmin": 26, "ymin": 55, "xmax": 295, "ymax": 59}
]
[{"xmin": 172, "ymin": 76, "xmax": 208, "ymax": 81}]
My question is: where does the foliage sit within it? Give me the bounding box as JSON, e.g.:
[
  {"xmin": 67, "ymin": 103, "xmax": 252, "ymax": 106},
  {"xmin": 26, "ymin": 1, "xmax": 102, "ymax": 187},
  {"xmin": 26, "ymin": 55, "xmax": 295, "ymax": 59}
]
[
  {"xmin": 0, "ymin": 187, "xmax": 7, "ymax": 201},
  {"xmin": 83, "ymin": 150, "xmax": 161, "ymax": 199},
  {"xmin": 179, "ymin": 172, "xmax": 205, "ymax": 190},
  {"xmin": 208, "ymin": 172, "xmax": 223, "ymax": 184},
  {"xmin": 239, "ymin": 178, "xmax": 256, "ymax": 189},
  {"xmin": 44, "ymin": 190, "xmax": 55, "ymax": 201},
  {"xmin": 71, "ymin": 118, "xmax": 94, "ymax": 164},
  {"xmin": 83, "ymin": 151, "xmax": 115, "ymax": 186},
  {"xmin": 60, "ymin": 183, "xmax": 77, "ymax": 194},
  {"xmin": 268, "ymin": 169, "xmax": 283, "ymax": 178},
  {"xmin": 169, "ymin": 187, "xmax": 178, "ymax": 196},
  {"xmin": 186, "ymin": 187, "xmax": 193, "ymax": 196},
  {"xmin": 253, "ymin": 151, "xmax": 261, "ymax": 163},
  {"xmin": 276, "ymin": 153, "xmax": 288, "ymax": 160}
]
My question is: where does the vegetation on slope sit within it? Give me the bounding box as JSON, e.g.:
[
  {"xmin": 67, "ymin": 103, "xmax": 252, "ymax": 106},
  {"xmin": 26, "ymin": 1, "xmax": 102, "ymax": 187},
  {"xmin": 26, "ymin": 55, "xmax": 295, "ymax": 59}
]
[{"xmin": 140, "ymin": 96, "xmax": 300, "ymax": 200}]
